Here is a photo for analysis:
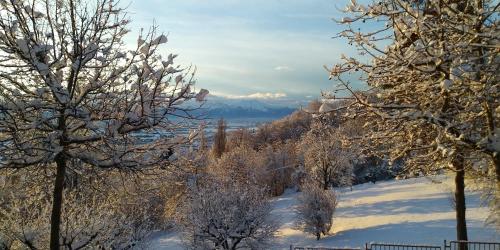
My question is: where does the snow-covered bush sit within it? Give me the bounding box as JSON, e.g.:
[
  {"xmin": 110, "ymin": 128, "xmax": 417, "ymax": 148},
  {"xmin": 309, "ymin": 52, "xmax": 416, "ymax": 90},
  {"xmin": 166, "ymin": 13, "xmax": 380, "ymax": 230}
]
[
  {"xmin": 180, "ymin": 177, "xmax": 277, "ymax": 249},
  {"xmin": 296, "ymin": 183, "xmax": 337, "ymax": 240}
]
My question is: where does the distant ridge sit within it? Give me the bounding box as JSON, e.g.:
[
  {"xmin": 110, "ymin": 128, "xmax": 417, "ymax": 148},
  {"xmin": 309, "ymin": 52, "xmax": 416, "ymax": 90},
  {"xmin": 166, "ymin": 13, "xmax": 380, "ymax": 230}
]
[
  {"xmin": 204, "ymin": 106, "xmax": 295, "ymax": 119},
  {"xmin": 185, "ymin": 95, "xmax": 299, "ymax": 119}
]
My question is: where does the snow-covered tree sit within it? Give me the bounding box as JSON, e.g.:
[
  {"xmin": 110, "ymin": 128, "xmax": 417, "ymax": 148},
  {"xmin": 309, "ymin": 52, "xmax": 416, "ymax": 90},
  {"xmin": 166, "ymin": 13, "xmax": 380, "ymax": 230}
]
[
  {"xmin": 210, "ymin": 145, "xmax": 268, "ymax": 187},
  {"xmin": 263, "ymin": 142, "xmax": 298, "ymax": 196},
  {"xmin": 296, "ymin": 182, "xmax": 337, "ymax": 240},
  {"xmin": 180, "ymin": 176, "xmax": 277, "ymax": 250},
  {"xmin": 0, "ymin": 0, "xmax": 207, "ymax": 248},
  {"xmin": 253, "ymin": 110, "xmax": 312, "ymax": 147},
  {"xmin": 323, "ymin": 0, "xmax": 499, "ymax": 239},
  {"xmin": 162, "ymin": 131, "xmax": 212, "ymax": 219},
  {"xmin": 299, "ymin": 122, "xmax": 354, "ymax": 190},
  {"xmin": 227, "ymin": 127, "xmax": 255, "ymax": 149}
]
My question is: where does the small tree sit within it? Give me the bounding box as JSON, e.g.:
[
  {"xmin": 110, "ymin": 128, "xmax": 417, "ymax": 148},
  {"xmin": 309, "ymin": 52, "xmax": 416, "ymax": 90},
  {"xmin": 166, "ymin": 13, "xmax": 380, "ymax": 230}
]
[
  {"xmin": 0, "ymin": 0, "xmax": 207, "ymax": 248},
  {"xmin": 296, "ymin": 182, "xmax": 337, "ymax": 240},
  {"xmin": 180, "ymin": 177, "xmax": 277, "ymax": 250}
]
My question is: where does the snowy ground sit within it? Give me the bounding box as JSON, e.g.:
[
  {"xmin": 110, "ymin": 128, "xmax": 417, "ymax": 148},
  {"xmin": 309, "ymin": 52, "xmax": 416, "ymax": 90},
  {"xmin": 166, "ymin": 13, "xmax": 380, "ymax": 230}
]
[{"xmin": 149, "ymin": 176, "xmax": 499, "ymax": 249}]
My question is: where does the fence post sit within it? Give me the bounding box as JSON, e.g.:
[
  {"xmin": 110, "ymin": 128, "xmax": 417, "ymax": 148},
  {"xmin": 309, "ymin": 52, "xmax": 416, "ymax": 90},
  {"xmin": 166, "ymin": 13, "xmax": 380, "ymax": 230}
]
[
  {"xmin": 366, "ymin": 243, "xmax": 369, "ymax": 250},
  {"xmin": 444, "ymin": 240, "xmax": 446, "ymax": 250}
]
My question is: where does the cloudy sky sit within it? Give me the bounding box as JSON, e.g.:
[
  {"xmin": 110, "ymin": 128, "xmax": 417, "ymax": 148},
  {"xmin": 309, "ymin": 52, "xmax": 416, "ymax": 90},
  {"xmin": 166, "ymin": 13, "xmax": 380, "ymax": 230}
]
[{"xmin": 126, "ymin": 0, "xmax": 357, "ymax": 102}]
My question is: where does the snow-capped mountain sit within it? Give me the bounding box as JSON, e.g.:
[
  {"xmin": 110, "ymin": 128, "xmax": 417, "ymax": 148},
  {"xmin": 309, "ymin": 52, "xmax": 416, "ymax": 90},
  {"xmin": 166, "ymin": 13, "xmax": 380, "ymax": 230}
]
[{"xmin": 197, "ymin": 95, "xmax": 301, "ymax": 119}]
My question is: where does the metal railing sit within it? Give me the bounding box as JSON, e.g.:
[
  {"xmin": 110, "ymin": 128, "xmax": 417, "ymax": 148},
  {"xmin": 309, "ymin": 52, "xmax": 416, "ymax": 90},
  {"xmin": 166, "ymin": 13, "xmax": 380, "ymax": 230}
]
[
  {"xmin": 366, "ymin": 243, "xmax": 442, "ymax": 250},
  {"xmin": 290, "ymin": 246, "xmax": 360, "ymax": 250},
  {"xmin": 444, "ymin": 241, "xmax": 500, "ymax": 250},
  {"xmin": 291, "ymin": 240, "xmax": 500, "ymax": 250}
]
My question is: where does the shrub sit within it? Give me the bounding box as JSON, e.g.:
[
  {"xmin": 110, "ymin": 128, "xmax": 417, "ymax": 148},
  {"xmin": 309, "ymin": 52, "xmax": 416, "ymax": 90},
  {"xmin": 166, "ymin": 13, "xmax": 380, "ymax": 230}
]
[
  {"xmin": 296, "ymin": 183, "xmax": 337, "ymax": 240},
  {"xmin": 180, "ymin": 177, "xmax": 277, "ymax": 249}
]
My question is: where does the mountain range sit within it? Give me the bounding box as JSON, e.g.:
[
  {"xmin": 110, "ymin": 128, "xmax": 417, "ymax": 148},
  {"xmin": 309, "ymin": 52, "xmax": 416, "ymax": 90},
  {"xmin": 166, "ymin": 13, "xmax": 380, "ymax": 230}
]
[{"xmin": 186, "ymin": 95, "xmax": 304, "ymax": 120}]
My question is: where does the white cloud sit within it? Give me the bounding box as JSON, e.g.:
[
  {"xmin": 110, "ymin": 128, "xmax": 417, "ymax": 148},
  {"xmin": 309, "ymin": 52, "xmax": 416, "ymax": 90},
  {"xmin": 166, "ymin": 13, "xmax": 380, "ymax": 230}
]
[
  {"xmin": 213, "ymin": 92, "xmax": 288, "ymax": 99},
  {"xmin": 274, "ymin": 65, "xmax": 293, "ymax": 72},
  {"xmin": 246, "ymin": 92, "xmax": 287, "ymax": 99}
]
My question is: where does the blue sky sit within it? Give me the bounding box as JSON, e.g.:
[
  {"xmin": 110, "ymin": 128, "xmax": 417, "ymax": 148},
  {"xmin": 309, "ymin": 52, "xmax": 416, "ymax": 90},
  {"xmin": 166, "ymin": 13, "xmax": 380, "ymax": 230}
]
[{"xmin": 126, "ymin": 0, "xmax": 357, "ymax": 102}]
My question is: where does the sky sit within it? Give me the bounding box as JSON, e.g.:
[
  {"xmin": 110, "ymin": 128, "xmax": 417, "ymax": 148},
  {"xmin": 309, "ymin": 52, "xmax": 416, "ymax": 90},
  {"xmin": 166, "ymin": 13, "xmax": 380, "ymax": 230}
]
[{"xmin": 125, "ymin": 0, "xmax": 357, "ymax": 102}]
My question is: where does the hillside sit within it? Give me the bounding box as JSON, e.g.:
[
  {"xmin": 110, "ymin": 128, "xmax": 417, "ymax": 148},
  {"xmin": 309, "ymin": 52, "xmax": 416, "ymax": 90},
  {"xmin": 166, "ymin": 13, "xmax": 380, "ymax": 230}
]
[{"xmin": 150, "ymin": 176, "xmax": 499, "ymax": 249}]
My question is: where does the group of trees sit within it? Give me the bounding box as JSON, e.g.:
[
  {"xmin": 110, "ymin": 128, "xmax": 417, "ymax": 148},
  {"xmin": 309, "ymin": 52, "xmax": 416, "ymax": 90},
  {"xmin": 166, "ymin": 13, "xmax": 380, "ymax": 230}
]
[
  {"xmin": 208, "ymin": 111, "xmax": 357, "ymax": 192},
  {"xmin": 148, "ymin": 107, "xmax": 353, "ymax": 246},
  {"xmin": 177, "ymin": 113, "xmax": 353, "ymax": 243},
  {"xmin": 324, "ymin": 0, "xmax": 499, "ymax": 241}
]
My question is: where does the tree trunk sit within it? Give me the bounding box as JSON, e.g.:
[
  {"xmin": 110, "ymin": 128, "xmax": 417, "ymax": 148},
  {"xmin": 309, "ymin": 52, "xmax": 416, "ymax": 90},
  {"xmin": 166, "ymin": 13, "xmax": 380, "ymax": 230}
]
[
  {"xmin": 493, "ymin": 154, "xmax": 500, "ymax": 187},
  {"xmin": 230, "ymin": 238, "xmax": 242, "ymax": 250},
  {"xmin": 222, "ymin": 240, "xmax": 230, "ymax": 250},
  {"xmin": 454, "ymin": 159, "xmax": 468, "ymax": 249},
  {"xmin": 323, "ymin": 163, "xmax": 329, "ymax": 190},
  {"xmin": 50, "ymin": 155, "xmax": 67, "ymax": 250},
  {"xmin": 493, "ymin": 154, "xmax": 500, "ymax": 232}
]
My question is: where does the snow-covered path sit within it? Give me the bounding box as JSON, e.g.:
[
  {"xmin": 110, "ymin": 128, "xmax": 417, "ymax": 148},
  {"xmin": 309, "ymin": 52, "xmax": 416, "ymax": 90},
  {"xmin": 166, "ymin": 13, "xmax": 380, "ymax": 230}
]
[{"xmin": 149, "ymin": 176, "xmax": 499, "ymax": 249}]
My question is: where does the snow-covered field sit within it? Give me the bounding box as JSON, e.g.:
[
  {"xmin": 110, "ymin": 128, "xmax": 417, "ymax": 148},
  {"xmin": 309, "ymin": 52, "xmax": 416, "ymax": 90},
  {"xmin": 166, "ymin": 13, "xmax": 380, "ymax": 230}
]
[{"xmin": 149, "ymin": 176, "xmax": 499, "ymax": 249}]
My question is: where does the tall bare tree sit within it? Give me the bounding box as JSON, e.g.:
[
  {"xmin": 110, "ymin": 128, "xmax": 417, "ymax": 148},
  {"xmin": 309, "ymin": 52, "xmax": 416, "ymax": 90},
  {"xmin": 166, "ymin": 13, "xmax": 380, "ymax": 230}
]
[
  {"xmin": 212, "ymin": 118, "xmax": 227, "ymax": 158},
  {"xmin": 0, "ymin": 0, "xmax": 207, "ymax": 248}
]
